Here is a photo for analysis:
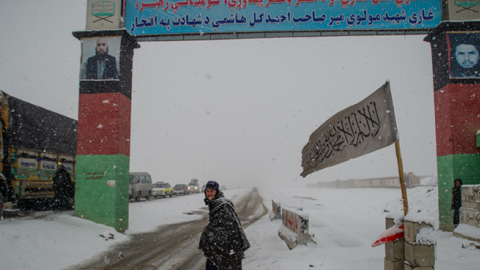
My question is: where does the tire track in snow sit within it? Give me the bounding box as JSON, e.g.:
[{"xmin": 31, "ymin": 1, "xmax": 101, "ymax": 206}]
[{"xmin": 70, "ymin": 190, "xmax": 267, "ymax": 270}]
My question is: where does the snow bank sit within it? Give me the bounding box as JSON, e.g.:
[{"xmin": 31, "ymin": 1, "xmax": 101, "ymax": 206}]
[
  {"xmin": 405, "ymin": 212, "xmax": 436, "ymax": 227},
  {"xmin": 0, "ymin": 211, "xmax": 130, "ymax": 270},
  {"xmin": 454, "ymin": 224, "xmax": 480, "ymax": 240}
]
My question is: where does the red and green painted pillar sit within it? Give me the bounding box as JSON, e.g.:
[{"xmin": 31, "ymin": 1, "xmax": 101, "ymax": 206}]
[
  {"xmin": 72, "ymin": 30, "xmax": 139, "ymax": 232},
  {"xmin": 425, "ymin": 22, "xmax": 480, "ymax": 231}
]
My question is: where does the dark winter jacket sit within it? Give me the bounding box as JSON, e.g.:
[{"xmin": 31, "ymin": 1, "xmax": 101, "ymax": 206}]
[
  {"xmin": 452, "ymin": 179, "xmax": 462, "ymax": 210},
  {"xmin": 86, "ymin": 54, "xmax": 118, "ymax": 80},
  {"xmin": 199, "ymin": 191, "xmax": 250, "ymax": 270},
  {"xmin": 52, "ymin": 169, "xmax": 74, "ymax": 199}
]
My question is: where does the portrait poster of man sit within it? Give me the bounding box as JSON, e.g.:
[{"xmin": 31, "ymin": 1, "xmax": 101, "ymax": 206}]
[
  {"xmin": 80, "ymin": 36, "xmax": 121, "ymax": 80},
  {"xmin": 448, "ymin": 32, "xmax": 480, "ymax": 79}
]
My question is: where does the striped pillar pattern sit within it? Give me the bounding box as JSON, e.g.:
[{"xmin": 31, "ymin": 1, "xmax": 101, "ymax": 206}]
[
  {"xmin": 75, "ymin": 92, "xmax": 131, "ymax": 232},
  {"xmin": 435, "ymin": 84, "xmax": 480, "ymax": 231}
]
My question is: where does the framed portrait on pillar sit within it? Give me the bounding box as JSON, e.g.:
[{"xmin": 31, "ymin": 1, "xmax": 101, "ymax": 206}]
[
  {"xmin": 80, "ymin": 36, "xmax": 121, "ymax": 81},
  {"xmin": 447, "ymin": 32, "xmax": 480, "ymax": 79}
]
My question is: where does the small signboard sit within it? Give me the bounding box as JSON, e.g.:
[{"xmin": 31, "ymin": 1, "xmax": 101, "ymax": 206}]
[
  {"xmin": 86, "ymin": 0, "xmax": 122, "ymax": 30},
  {"xmin": 41, "ymin": 161, "xmax": 57, "ymax": 171},
  {"xmin": 447, "ymin": 0, "xmax": 480, "ymax": 21},
  {"xmin": 125, "ymin": 0, "xmax": 442, "ymax": 36}
]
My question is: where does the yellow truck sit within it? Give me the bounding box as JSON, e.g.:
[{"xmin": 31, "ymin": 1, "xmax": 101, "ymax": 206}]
[{"xmin": 0, "ymin": 90, "xmax": 77, "ymax": 212}]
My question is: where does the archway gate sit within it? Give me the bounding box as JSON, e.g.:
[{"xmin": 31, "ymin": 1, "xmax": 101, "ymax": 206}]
[{"xmin": 73, "ymin": 0, "xmax": 478, "ymax": 232}]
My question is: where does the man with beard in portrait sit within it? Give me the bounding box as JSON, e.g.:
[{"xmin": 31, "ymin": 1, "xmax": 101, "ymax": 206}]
[
  {"xmin": 450, "ymin": 34, "xmax": 480, "ymax": 78},
  {"xmin": 83, "ymin": 38, "xmax": 119, "ymax": 80}
]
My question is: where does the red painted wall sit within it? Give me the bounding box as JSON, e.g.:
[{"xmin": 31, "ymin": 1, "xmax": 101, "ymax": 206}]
[
  {"xmin": 434, "ymin": 84, "xmax": 480, "ymax": 157},
  {"xmin": 77, "ymin": 93, "xmax": 131, "ymax": 156}
]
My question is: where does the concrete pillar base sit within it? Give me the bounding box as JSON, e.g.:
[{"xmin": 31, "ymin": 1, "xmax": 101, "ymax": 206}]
[
  {"xmin": 404, "ymin": 263, "xmax": 434, "ymax": 270},
  {"xmin": 385, "ymin": 238, "xmax": 405, "ymax": 261},
  {"xmin": 384, "ymin": 257, "xmax": 403, "ymax": 270},
  {"xmin": 404, "ymin": 242, "xmax": 435, "ymax": 268}
]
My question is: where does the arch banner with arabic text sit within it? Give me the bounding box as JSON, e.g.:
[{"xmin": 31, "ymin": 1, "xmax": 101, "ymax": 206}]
[{"xmin": 126, "ymin": 0, "xmax": 441, "ymax": 35}]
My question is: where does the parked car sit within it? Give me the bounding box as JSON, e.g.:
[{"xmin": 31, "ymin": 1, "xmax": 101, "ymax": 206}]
[
  {"xmin": 129, "ymin": 172, "xmax": 153, "ymax": 201},
  {"xmin": 152, "ymin": 182, "xmax": 173, "ymax": 198},
  {"xmin": 201, "ymin": 185, "xmax": 206, "ymax": 193},
  {"xmin": 220, "ymin": 185, "xmax": 226, "ymax": 191},
  {"xmin": 173, "ymin": 184, "xmax": 190, "ymax": 195},
  {"xmin": 188, "ymin": 180, "xmax": 200, "ymax": 193}
]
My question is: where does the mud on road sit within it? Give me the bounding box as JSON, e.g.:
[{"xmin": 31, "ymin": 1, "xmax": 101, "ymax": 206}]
[{"xmin": 70, "ymin": 191, "xmax": 267, "ymax": 270}]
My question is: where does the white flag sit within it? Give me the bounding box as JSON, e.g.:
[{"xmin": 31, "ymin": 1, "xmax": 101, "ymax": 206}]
[{"xmin": 301, "ymin": 82, "xmax": 398, "ymax": 178}]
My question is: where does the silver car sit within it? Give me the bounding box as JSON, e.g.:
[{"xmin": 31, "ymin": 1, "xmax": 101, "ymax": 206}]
[{"xmin": 129, "ymin": 172, "xmax": 153, "ymax": 201}]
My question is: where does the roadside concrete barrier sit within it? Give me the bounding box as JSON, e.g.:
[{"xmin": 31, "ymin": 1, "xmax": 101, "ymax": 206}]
[
  {"xmin": 269, "ymin": 200, "xmax": 282, "ymax": 221},
  {"xmin": 454, "ymin": 184, "xmax": 480, "ymax": 242},
  {"xmin": 403, "ymin": 214, "xmax": 436, "ymax": 269},
  {"xmin": 380, "ymin": 213, "xmax": 436, "ymax": 270},
  {"xmin": 460, "ymin": 185, "xmax": 480, "ymax": 228},
  {"xmin": 277, "ymin": 207, "xmax": 316, "ymax": 250}
]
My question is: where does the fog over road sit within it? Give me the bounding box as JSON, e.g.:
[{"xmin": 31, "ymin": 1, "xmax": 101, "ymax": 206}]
[{"xmin": 70, "ymin": 190, "xmax": 267, "ymax": 270}]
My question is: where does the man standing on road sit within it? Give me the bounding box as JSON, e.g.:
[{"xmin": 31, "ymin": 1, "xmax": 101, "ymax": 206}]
[
  {"xmin": 452, "ymin": 178, "xmax": 463, "ymax": 228},
  {"xmin": 52, "ymin": 165, "xmax": 75, "ymax": 210},
  {"xmin": 199, "ymin": 181, "xmax": 250, "ymax": 270}
]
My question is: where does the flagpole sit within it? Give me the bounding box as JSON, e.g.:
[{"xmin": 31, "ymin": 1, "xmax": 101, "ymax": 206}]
[{"xmin": 395, "ymin": 140, "xmax": 409, "ymax": 216}]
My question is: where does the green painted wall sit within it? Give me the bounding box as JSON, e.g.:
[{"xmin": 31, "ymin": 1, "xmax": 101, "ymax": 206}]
[
  {"xmin": 437, "ymin": 154, "xmax": 480, "ymax": 231},
  {"xmin": 74, "ymin": 155, "xmax": 129, "ymax": 232}
]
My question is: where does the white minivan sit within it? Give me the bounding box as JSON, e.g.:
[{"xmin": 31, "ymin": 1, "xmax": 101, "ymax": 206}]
[{"xmin": 129, "ymin": 172, "xmax": 153, "ymax": 201}]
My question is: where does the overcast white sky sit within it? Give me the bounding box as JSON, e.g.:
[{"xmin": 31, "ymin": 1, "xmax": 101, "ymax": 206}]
[{"xmin": 0, "ymin": 1, "xmax": 437, "ymax": 189}]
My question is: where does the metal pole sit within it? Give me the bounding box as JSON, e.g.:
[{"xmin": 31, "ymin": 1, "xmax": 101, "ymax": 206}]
[{"xmin": 395, "ymin": 141, "xmax": 409, "ymax": 216}]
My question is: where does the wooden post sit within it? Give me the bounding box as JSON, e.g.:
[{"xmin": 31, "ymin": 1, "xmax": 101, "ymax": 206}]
[{"xmin": 395, "ymin": 141, "xmax": 409, "ymax": 216}]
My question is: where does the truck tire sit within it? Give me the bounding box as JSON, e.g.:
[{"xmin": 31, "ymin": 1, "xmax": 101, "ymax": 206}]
[
  {"xmin": 135, "ymin": 192, "xmax": 141, "ymax": 202},
  {"xmin": 145, "ymin": 191, "xmax": 151, "ymax": 201},
  {"xmin": 0, "ymin": 192, "xmax": 4, "ymax": 216}
]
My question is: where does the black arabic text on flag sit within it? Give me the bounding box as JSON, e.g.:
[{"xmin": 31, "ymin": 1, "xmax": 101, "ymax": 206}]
[{"xmin": 300, "ymin": 82, "xmax": 398, "ymax": 178}]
